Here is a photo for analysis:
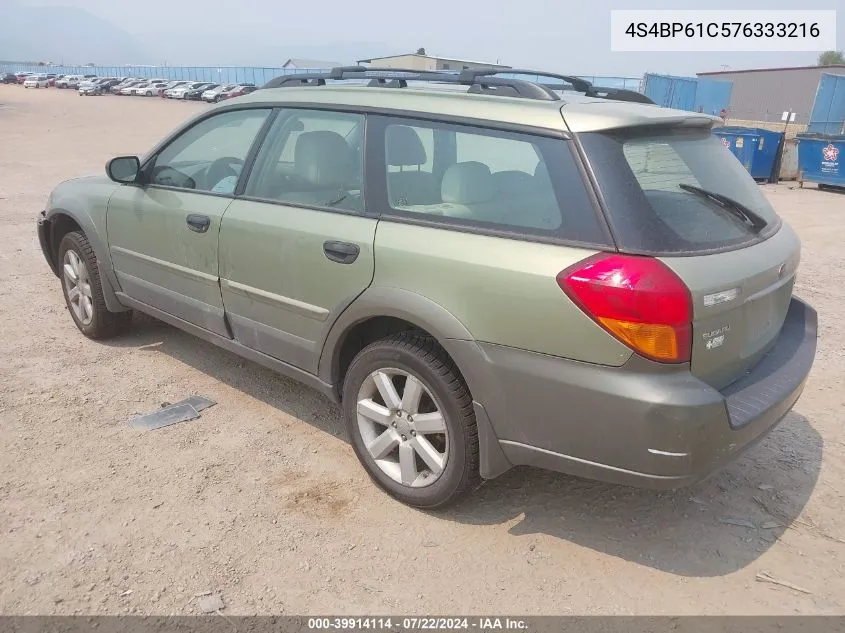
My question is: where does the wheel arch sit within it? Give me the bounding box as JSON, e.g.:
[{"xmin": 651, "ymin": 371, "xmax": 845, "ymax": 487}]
[
  {"xmin": 44, "ymin": 207, "xmax": 128, "ymax": 313},
  {"xmin": 317, "ymin": 286, "xmax": 513, "ymax": 480},
  {"xmin": 318, "ymin": 286, "xmax": 474, "ymax": 392}
]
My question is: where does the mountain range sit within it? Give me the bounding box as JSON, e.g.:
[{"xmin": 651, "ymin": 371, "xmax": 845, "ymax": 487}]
[
  {"xmin": 0, "ymin": 1, "xmax": 150, "ymax": 64},
  {"xmin": 0, "ymin": 1, "xmax": 395, "ymax": 67}
]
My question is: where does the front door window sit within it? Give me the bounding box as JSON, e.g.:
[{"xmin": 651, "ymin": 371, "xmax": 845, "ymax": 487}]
[{"xmin": 149, "ymin": 108, "xmax": 271, "ymax": 194}]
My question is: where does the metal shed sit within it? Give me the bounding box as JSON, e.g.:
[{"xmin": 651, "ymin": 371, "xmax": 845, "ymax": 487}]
[{"xmin": 697, "ymin": 65, "xmax": 845, "ymax": 125}]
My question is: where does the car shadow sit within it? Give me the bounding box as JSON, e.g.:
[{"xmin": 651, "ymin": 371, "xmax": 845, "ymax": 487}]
[
  {"xmin": 105, "ymin": 312, "xmax": 823, "ymax": 578},
  {"xmin": 441, "ymin": 411, "xmax": 821, "ymax": 577}
]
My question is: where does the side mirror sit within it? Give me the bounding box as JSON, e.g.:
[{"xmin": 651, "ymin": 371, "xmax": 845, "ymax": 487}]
[{"xmin": 106, "ymin": 156, "xmax": 141, "ymax": 184}]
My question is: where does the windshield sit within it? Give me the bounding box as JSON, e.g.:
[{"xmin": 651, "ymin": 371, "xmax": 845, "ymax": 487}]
[{"xmin": 579, "ymin": 126, "xmax": 782, "ymax": 255}]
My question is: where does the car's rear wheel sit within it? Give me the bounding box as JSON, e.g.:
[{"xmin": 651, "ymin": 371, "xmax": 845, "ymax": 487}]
[
  {"xmin": 59, "ymin": 231, "xmax": 132, "ymax": 339},
  {"xmin": 342, "ymin": 332, "xmax": 480, "ymax": 508}
]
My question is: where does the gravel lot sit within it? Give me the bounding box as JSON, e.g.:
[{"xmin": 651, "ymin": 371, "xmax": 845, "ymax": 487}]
[{"xmin": 1, "ymin": 85, "xmax": 844, "ymax": 616}]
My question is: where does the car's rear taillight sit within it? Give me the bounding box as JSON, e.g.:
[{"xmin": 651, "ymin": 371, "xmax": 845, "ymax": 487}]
[{"xmin": 556, "ymin": 253, "xmax": 693, "ymax": 363}]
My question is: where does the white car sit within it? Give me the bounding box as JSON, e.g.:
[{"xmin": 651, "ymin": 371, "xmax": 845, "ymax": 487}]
[
  {"xmin": 201, "ymin": 84, "xmax": 235, "ymax": 103},
  {"xmin": 136, "ymin": 82, "xmax": 169, "ymax": 96},
  {"xmin": 139, "ymin": 81, "xmax": 167, "ymax": 97},
  {"xmin": 56, "ymin": 74, "xmax": 84, "ymax": 89},
  {"xmin": 23, "ymin": 74, "xmax": 50, "ymax": 88},
  {"xmin": 120, "ymin": 82, "xmax": 145, "ymax": 95},
  {"xmin": 167, "ymin": 82, "xmax": 207, "ymax": 99},
  {"xmin": 161, "ymin": 80, "xmax": 189, "ymax": 92}
]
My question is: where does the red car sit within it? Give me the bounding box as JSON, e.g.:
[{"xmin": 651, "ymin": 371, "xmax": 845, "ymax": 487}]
[
  {"xmin": 219, "ymin": 84, "xmax": 258, "ymax": 100},
  {"xmin": 15, "ymin": 72, "xmax": 34, "ymax": 84}
]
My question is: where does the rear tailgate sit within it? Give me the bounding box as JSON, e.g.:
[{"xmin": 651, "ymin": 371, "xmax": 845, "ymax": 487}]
[
  {"xmin": 661, "ymin": 224, "xmax": 799, "ymax": 389},
  {"xmin": 575, "ymin": 119, "xmax": 804, "ymax": 389}
]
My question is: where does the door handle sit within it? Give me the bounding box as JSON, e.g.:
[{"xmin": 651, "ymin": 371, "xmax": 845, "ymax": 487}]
[
  {"xmin": 323, "ymin": 240, "xmax": 360, "ymax": 264},
  {"xmin": 186, "ymin": 214, "xmax": 210, "ymax": 233}
]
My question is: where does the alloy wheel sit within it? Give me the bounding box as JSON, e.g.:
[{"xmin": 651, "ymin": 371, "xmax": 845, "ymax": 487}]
[
  {"xmin": 62, "ymin": 249, "xmax": 94, "ymax": 325},
  {"xmin": 356, "ymin": 368, "xmax": 449, "ymax": 488}
]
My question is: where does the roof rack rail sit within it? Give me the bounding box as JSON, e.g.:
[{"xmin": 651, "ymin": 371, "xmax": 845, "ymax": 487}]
[
  {"xmin": 459, "ymin": 68, "xmax": 655, "ymax": 104},
  {"xmin": 585, "ymin": 86, "xmax": 654, "ymax": 104},
  {"xmin": 462, "ymin": 68, "xmax": 593, "ymax": 93},
  {"xmin": 263, "ymin": 66, "xmax": 561, "ymax": 100},
  {"xmin": 261, "ymin": 66, "xmax": 654, "ymax": 104}
]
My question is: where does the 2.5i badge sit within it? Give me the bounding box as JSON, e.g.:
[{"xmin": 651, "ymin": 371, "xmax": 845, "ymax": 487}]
[{"xmin": 705, "ymin": 335, "xmax": 725, "ymax": 350}]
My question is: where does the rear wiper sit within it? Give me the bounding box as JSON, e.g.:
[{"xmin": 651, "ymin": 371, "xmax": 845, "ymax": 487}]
[{"xmin": 678, "ymin": 183, "xmax": 767, "ymax": 233}]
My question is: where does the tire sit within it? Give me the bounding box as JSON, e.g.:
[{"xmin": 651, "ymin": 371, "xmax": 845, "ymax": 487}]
[
  {"xmin": 58, "ymin": 231, "xmax": 132, "ymax": 339},
  {"xmin": 342, "ymin": 331, "xmax": 480, "ymax": 508},
  {"xmin": 145, "ymin": 91, "xmax": 152, "ymax": 96}
]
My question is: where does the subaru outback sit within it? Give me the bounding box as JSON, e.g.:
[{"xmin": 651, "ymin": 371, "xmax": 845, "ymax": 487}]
[{"xmin": 37, "ymin": 67, "xmax": 817, "ymax": 508}]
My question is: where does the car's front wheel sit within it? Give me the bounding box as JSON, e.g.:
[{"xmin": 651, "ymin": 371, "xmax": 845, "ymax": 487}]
[
  {"xmin": 58, "ymin": 231, "xmax": 132, "ymax": 339},
  {"xmin": 342, "ymin": 332, "xmax": 480, "ymax": 508}
]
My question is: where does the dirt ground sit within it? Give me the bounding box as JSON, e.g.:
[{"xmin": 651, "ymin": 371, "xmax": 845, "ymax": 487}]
[{"xmin": 1, "ymin": 85, "xmax": 844, "ymax": 617}]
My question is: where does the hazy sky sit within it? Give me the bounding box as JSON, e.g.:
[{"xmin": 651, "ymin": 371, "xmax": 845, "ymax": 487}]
[{"xmin": 21, "ymin": 0, "xmax": 845, "ymax": 75}]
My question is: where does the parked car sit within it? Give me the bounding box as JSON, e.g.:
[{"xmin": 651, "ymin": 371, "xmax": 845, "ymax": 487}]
[
  {"xmin": 2, "ymin": 73, "xmax": 17, "ymax": 84},
  {"xmin": 219, "ymin": 84, "xmax": 257, "ymax": 100},
  {"xmin": 201, "ymin": 84, "xmax": 235, "ymax": 103},
  {"xmin": 36, "ymin": 67, "xmax": 818, "ymax": 509},
  {"xmin": 167, "ymin": 82, "xmax": 210, "ymax": 99},
  {"xmin": 23, "ymin": 74, "xmax": 50, "ymax": 88},
  {"xmin": 15, "ymin": 72, "xmax": 34, "ymax": 84},
  {"xmin": 56, "ymin": 75, "xmax": 83, "ymax": 89},
  {"xmin": 159, "ymin": 80, "xmax": 187, "ymax": 92},
  {"xmin": 78, "ymin": 77, "xmax": 113, "ymax": 90},
  {"xmin": 183, "ymin": 83, "xmax": 217, "ymax": 100},
  {"xmin": 77, "ymin": 78, "xmax": 99, "ymax": 91},
  {"xmin": 120, "ymin": 81, "xmax": 149, "ymax": 95},
  {"xmin": 135, "ymin": 81, "xmax": 169, "ymax": 97},
  {"xmin": 112, "ymin": 79, "xmax": 141, "ymax": 95},
  {"xmin": 79, "ymin": 79, "xmax": 121, "ymax": 96},
  {"xmin": 48, "ymin": 74, "xmax": 63, "ymax": 86}
]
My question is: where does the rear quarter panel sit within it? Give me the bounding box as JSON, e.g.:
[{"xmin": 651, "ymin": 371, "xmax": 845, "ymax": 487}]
[{"xmin": 372, "ymin": 221, "xmax": 633, "ymax": 365}]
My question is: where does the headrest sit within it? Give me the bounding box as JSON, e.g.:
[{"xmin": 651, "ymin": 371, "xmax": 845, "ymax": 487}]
[
  {"xmin": 534, "ymin": 161, "xmax": 550, "ymax": 181},
  {"xmin": 294, "ymin": 131, "xmax": 352, "ymax": 188},
  {"xmin": 441, "ymin": 161, "xmax": 493, "ymax": 205},
  {"xmin": 493, "ymin": 170, "xmax": 535, "ymax": 194},
  {"xmin": 386, "ymin": 125, "xmax": 427, "ymax": 166}
]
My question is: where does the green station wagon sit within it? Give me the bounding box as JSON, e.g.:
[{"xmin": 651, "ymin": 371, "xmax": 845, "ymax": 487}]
[{"xmin": 38, "ymin": 68, "xmax": 817, "ymax": 508}]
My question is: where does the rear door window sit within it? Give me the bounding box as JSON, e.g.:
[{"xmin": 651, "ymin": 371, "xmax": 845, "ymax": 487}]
[
  {"xmin": 579, "ymin": 127, "xmax": 782, "ymax": 255},
  {"xmin": 374, "ymin": 116, "xmax": 610, "ymax": 245},
  {"xmin": 243, "ymin": 108, "xmax": 365, "ymax": 212}
]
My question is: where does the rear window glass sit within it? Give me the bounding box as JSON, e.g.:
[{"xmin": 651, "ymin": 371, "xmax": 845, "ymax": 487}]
[{"xmin": 580, "ymin": 127, "xmax": 782, "ymax": 255}]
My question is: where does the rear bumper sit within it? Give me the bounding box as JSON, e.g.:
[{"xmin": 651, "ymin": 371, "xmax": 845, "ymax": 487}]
[{"xmin": 475, "ymin": 297, "xmax": 817, "ymax": 488}]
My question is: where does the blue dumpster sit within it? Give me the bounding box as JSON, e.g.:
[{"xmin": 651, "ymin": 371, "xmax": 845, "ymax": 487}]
[
  {"xmin": 714, "ymin": 127, "xmax": 784, "ymax": 182},
  {"xmin": 797, "ymin": 133, "xmax": 845, "ymax": 188}
]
